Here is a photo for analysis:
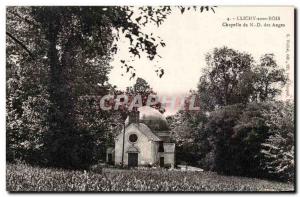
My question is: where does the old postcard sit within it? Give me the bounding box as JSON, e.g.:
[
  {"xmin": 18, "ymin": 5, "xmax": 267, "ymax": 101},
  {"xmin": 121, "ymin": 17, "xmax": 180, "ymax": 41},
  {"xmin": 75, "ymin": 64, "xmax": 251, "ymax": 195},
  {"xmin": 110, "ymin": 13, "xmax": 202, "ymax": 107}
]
[{"xmin": 6, "ymin": 6, "xmax": 295, "ymax": 192}]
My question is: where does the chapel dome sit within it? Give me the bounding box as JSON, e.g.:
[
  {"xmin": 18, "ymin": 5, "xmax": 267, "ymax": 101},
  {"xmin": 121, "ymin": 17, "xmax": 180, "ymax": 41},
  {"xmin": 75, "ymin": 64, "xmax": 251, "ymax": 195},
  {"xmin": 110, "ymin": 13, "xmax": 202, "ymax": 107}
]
[
  {"xmin": 138, "ymin": 106, "xmax": 169, "ymax": 131},
  {"xmin": 125, "ymin": 106, "xmax": 169, "ymax": 131}
]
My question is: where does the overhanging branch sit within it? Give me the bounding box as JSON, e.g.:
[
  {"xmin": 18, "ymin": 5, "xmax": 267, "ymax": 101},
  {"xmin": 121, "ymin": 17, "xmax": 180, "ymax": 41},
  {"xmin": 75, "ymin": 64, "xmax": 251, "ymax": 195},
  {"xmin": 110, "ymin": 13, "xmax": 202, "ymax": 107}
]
[{"xmin": 6, "ymin": 31, "xmax": 35, "ymax": 58}]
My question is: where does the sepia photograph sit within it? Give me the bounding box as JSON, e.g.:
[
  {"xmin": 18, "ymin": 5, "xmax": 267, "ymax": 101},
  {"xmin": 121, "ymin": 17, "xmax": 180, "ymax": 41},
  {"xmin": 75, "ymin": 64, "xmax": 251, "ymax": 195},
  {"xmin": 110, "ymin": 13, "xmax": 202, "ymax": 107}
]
[{"xmin": 6, "ymin": 5, "xmax": 295, "ymax": 192}]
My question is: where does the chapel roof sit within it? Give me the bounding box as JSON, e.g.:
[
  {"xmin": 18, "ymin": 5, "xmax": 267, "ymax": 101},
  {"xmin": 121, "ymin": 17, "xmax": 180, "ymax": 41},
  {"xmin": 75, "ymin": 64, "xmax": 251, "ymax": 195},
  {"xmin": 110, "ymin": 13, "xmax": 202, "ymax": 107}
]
[{"xmin": 130, "ymin": 123, "xmax": 161, "ymax": 141}]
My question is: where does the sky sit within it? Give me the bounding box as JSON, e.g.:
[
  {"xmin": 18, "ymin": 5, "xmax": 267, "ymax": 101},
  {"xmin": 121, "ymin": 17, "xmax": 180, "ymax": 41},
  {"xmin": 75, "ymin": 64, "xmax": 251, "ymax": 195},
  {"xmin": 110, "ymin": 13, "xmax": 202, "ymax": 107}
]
[{"xmin": 108, "ymin": 6, "xmax": 294, "ymax": 116}]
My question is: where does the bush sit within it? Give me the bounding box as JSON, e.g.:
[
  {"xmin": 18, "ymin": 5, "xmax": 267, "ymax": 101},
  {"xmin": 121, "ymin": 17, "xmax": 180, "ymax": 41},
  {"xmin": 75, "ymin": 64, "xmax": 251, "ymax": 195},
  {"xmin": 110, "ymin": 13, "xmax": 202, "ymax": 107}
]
[{"xmin": 203, "ymin": 102, "xmax": 294, "ymax": 180}]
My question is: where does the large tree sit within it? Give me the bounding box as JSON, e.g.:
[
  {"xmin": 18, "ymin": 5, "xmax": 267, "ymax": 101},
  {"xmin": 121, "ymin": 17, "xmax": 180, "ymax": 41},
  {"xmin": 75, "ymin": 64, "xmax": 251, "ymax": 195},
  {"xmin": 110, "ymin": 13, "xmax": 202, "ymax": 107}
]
[
  {"xmin": 198, "ymin": 47, "xmax": 255, "ymax": 110},
  {"xmin": 198, "ymin": 47, "xmax": 287, "ymax": 111},
  {"xmin": 253, "ymin": 54, "xmax": 287, "ymax": 101}
]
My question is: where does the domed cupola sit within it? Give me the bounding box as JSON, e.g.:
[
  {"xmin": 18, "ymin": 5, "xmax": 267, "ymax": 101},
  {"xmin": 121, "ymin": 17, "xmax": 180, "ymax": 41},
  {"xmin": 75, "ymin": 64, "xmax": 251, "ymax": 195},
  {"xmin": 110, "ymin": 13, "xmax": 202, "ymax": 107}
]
[
  {"xmin": 125, "ymin": 106, "xmax": 169, "ymax": 131},
  {"xmin": 138, "ymin": 106, "xmax": 169, "ymax": 131}
]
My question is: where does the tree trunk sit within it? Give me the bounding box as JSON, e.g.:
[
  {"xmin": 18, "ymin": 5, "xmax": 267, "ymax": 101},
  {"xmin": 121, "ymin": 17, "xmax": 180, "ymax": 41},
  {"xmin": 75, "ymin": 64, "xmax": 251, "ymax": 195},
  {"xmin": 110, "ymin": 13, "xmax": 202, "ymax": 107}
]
[{"xmin": 45, "ymin": 19, "xmax": 77, "ymax": 167}]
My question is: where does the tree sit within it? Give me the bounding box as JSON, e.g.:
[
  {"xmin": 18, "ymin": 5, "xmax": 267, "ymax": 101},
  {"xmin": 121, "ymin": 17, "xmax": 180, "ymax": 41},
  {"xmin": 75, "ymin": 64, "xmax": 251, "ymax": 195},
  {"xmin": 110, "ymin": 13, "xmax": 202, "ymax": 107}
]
[
  {"xmin": 260, "ymin": 101, "xmax": 294, "ymax": 181},
  {"xmin": 198, "ymin": 47, "xmax": 255, "ymax": 110},
  {"xmin": 253, "ymin": 54, "xmax": 287, "ymax": 101},
  {"xmin": 21, "ymin": 6, "xmax": 172, "ymax": 168},
  {"xmin": 231, "ymin": 102, "xmax": 272, "ymax": 177},
  {"xmin": 194, "ymin": 101, "xmax": 294, "ymax": 180},
  {"xmin": 6, "ymin": 7, "xmax": 50, "ymax": 163},
  {"xmin": 203, "ymin": 104, "xmax": 244, "ymax": 174},
  {"xmin": 202, "ymin": 102, "xmax": 273, "ymax": 177},
  {"xmin": 133, "ymin": 77, "xmax": 150, "ymax": 94},
  {"xmin": 174, "ymin": 48, "xmax": 290, "ymax": 178},
  {"xmin": 182, "ymin": 47, "xmax": 257, "ymax": 169},
  {"xmin": 166, "ymin": 91, "xmax": 208, "ymax": 166},
  {"xmin": 6, "ymin": 7, "xmax": 115, "ymax": 167},
  {"xmin": 197, "ymin": 47, "xmax": 287, "ymax": 111},
  {"xmin": 168, "ymin": 110, "xmax": 209, "ymax": 167},
  {"xmin": 126, "ymin": 77, "xmax": 164, "ymax": 112}
]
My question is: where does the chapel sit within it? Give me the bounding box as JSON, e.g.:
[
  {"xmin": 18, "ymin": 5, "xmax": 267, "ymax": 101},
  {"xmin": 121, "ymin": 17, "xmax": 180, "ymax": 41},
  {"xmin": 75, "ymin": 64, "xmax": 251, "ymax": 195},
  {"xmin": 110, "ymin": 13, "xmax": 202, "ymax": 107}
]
[{"xmin": 106, "ymin": 106, "xmax": 175, "ymax": 168}]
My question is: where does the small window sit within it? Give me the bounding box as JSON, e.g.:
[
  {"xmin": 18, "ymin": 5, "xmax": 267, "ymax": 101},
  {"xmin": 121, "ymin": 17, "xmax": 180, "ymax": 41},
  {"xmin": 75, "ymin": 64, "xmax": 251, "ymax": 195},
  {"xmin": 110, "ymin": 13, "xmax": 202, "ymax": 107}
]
[
  {"xmin": 129, "ymin": 134, "xmax": 138, "ymax": 143},
  {"xmin": 158, "ymin": 141, "xmax": 164, "ymax": 152}
]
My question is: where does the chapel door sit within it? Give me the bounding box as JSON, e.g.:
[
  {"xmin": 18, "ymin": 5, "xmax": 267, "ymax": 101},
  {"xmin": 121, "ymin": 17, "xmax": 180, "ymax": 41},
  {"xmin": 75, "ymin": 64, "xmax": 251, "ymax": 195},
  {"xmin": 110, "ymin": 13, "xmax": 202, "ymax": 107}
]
[
  {"xmin": 128, "ymin": 153, "xmax": 138, "ymax": 167},
  {"xmin": 160, "ymin": 157, "xmax": 164, "ymax": 167},
  {"xmin": 108, "ymin": 153, "xmax": 113, "ymax": 165}
]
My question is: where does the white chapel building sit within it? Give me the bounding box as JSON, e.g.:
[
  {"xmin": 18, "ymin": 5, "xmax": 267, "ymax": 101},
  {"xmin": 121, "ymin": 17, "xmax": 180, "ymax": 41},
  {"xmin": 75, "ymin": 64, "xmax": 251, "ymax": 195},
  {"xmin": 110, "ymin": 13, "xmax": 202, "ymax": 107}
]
[{"xmin": 106, "ymin": 106, "xmax": 175, "ymax": 168}]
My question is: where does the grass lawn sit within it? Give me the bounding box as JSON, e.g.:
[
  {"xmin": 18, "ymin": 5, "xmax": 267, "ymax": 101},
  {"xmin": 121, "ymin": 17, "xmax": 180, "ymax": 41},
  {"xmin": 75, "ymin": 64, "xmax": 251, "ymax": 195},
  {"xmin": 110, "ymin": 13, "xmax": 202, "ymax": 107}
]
[{"xmin": 6, "ymin": 163, "xmax": 294, "ymax": 192}]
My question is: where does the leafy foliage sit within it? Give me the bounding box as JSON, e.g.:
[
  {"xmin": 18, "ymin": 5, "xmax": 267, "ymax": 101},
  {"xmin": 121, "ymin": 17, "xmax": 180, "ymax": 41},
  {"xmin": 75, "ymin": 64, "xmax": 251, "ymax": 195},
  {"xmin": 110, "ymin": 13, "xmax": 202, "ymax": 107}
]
[
  {"xmin": 170, "ymin": 47, "xmax": 292, "ymax": 181},
  {"xmin": 207, "ymin": 103, "xmax": 274, "ymax": 177},
  {"xmin": 168, "ymin": 106, "xmax": 208, "ymax": 166},
  {"xmin": 253, "ymin": 54, "xmax": 287, "ymax": 101},
  {"xmin": 260, "ymin": 101, "xmax": 294, "ymax": 181},
  {"xmin": 198, "ymin": 47, "xmax": 287, "ymax": 111},
  {"xmin": 172, "ymin": 99, "xmax": 294, "ymax": 181},
  {"xmin": 6, "ymin": 7, "xmax": 50, "ymax": 163}
]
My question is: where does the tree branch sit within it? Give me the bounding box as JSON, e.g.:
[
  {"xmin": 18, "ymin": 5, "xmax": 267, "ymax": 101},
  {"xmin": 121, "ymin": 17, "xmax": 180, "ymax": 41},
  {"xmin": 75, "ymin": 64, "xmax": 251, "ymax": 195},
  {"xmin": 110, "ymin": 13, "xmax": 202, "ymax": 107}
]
[{"xmin": 6, "ymin": 31, "xmax": 34, "ymax": 58}]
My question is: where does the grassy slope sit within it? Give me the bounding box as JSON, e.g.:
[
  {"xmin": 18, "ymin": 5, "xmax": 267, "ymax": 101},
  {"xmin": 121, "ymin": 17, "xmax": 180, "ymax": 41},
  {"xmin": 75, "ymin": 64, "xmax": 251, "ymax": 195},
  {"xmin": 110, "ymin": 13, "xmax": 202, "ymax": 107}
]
[{"xmin": 6, "ymin": 163, "xmax": 294, "ymax": 192}]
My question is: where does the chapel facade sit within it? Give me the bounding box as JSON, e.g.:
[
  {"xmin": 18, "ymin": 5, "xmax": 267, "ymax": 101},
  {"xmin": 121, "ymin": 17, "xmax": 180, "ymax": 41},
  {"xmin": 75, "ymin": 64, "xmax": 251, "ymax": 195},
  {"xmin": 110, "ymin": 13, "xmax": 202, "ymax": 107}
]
[{"xmin": 106, "ymin": 106, "xmax": 175, "ymax": 168}]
